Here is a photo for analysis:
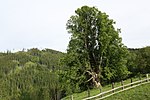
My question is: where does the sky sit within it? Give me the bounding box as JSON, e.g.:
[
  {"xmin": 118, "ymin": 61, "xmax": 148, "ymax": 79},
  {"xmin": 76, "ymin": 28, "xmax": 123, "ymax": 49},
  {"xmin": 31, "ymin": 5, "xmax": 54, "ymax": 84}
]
[{"xmin": 0, "ymin": 0, "xmax": 150, "ymax": 52}]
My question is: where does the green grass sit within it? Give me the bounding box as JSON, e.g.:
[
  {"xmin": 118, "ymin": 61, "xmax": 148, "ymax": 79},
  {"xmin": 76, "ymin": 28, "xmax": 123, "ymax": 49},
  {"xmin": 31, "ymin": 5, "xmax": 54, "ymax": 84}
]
[
  {"xmin": 62, "ymin": 76, "xmax": 147, "ymax": 100},
  {"xmin": 103, "ymin": 82, "xmax": 150, "ymax": 100}
]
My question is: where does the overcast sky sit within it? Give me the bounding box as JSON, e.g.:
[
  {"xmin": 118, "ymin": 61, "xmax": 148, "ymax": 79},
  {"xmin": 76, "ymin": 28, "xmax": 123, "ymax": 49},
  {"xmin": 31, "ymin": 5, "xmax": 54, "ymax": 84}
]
[{"xmin": 0, "ymin": 0, "xmax": 150, "ymax": 52}]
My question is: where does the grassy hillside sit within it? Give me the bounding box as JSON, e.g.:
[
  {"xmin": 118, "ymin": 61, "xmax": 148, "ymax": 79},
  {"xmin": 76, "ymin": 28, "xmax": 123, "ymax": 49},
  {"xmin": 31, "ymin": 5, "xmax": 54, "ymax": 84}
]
[
  {"xmin": 103, "ymin": 83, "xmax": 150, "ymax": 100},
  {"xmin": 62, "ymin": 76, "xmax": 147, "ymax": 100}
]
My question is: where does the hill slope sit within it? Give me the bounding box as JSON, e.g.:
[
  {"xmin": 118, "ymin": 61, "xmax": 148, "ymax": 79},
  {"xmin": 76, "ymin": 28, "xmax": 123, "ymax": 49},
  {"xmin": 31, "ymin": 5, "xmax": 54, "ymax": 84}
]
[
  {"xmin": 0, "ymin": 48, "xmax": 65, "ymax": 100},
  {"xmin": 103, "ymin": 83, "xmax": 150, "ymax": 100}
]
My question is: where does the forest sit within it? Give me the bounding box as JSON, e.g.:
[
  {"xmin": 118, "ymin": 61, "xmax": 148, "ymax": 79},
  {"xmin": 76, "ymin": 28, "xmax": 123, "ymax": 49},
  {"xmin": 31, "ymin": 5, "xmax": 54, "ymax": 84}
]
[
  {"xmin": 0, "ymin": 48, "xmax": 64, "ymax": 100},
  {"xmin": 0, "ymin": 6, "xmax": 150, "ymax": 100},
  {"xmin": 0, "ymin": 47, "xmax": 150, "ymax": 100}
]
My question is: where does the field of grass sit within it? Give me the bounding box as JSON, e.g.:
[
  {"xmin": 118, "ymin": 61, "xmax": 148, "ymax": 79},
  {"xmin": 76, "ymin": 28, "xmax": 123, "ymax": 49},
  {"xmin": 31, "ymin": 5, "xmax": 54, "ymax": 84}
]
[
  {"xmin": 62, "ymin": 76, "xmax": 147, "ymax": 100},
  {"xmin": 103, "ymin": 82, "xmax": 150, "ymax": 100}
]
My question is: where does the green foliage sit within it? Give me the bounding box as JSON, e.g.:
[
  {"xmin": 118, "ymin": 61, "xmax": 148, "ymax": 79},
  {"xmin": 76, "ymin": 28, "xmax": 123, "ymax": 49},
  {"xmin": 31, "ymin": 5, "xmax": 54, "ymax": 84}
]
[
  {"xmin": 0, "ymin": 48, "xmax": 64, "ymax": 100},
  {"xmin": 102, "ymin": 43, "xmax": 130, "ymax": 82},
  {"xmin": 127, "ymin": 46, "xmax": 150, "ymax": 76},
  {"xmin": 62, "ymin": 6, "xmax": 129, "ymax": 95},
  {"xmin": 0, "ymin": 62, "xmax": 60, "ymax": 100}
]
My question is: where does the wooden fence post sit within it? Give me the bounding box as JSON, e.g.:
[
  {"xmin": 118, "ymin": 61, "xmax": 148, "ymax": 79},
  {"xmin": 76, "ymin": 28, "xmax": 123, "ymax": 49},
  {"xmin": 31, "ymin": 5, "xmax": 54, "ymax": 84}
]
[
  {"xmin": 100, "ymin": 87, "xmax": 102, "ymax": 93},
  {"xmin": 100, "ymin": 87, "xmax": 102, "ymax": 97},
  {"xmin": 70, "ymin": 95, "xmax": 73, "ymax": 100},
  {"xmin": 121, "ymin": 80, "xmax": 124, "ymax": 90},
  {"xmin": 87, "ymin": 87, "xmax": 90, "ymax": 97},
  {"xmin": 131, "ymin": 78, "xmax": 133, "ymax": 86},
  {"xmin": 139, "ymin": 75, "xmax": 142, "ymax": 84},
  {"xmin": 146, "ymin": 74, "xmax": 149, "ymax": 82},
  {"xmin": 112, "ymin": 82, "xmax": 114, "ymax": 93}
]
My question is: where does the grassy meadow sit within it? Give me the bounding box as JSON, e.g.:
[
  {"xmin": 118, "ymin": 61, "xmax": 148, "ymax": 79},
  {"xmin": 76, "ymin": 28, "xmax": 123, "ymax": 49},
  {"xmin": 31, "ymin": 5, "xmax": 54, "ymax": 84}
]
[
  {"xmin": 62, "ymin": 76, "xmax": 148, "ymax": 100},
  {"xmin": 103, "ymin": 82, "xmax": 150, "ymax": 100}
]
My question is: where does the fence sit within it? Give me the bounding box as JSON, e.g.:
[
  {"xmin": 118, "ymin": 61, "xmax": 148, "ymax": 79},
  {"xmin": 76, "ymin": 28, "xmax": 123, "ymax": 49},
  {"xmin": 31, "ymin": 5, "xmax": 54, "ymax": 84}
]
[{"xmin": 83, "ymin": 74, "xmax": 150, "ymax": 100}]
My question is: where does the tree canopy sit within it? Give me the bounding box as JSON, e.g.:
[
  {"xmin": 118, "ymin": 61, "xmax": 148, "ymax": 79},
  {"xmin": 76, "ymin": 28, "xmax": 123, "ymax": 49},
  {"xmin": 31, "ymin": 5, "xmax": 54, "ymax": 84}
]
[{"xmin": 62, "ymin": 6, "xmax": 129, "ymax": 92}]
